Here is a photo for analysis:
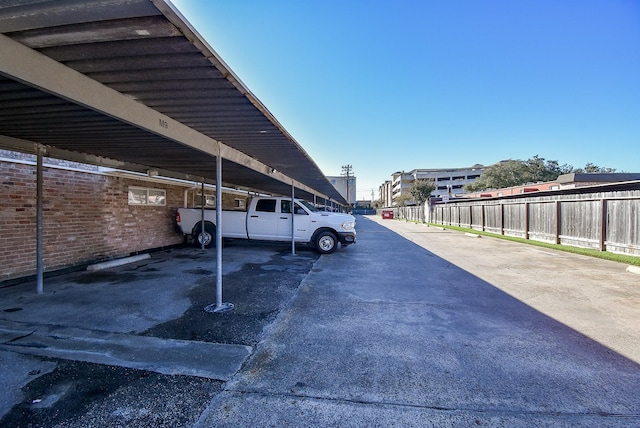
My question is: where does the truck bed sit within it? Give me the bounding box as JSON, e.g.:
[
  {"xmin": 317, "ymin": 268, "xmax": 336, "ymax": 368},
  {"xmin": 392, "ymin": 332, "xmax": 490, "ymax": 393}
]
[{"xmin": 177, "ymin": 208, "xmax": 248, "ymax": 239}]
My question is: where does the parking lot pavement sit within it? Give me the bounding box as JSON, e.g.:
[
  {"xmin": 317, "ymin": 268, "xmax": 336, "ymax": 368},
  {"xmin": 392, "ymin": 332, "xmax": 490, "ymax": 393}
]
[
  {"xmin": 2, "ymin": 217, "xmax": 640, "ymax": 427},
  {"xmin": 196, "ymin": 216, "xmax": 640, "ymax": 427}
]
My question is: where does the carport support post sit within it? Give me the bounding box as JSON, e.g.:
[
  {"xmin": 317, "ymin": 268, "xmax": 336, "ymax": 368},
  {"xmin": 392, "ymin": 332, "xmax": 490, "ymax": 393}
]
[
  {"xmin": 205, "ymin": 143, "xmax": 233, "ymax": 313},
  {"xmin": 36, "ymin": 144, "xmax": 44, "ymax": 294},
  {"xmin": 291, "ymin": 182, "xmax": 296, "ymax": 255},
  {"xmin": 200, "ymin": 181, "xmax": 205, "ymax": 250}
]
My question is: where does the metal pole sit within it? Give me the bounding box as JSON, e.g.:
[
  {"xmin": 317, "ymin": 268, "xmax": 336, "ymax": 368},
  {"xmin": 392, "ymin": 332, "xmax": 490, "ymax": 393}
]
[
  {"xmin": 36, "ymin": 145, "xmax": 44, "ymax": 294},
  {"xmin": 200, "ymin": 181, "xmax": 205, "ymax": 250},
  {"xmin": 291, "ymin": 182, "xmax": 296, "ymax": 255},
  {"xmin": 205, "ymin": 143, "xmax": 233, "ymax": 313},
  {"xmin": 215, "ymin": 154, "xmax": 223, "ymax": 304}
]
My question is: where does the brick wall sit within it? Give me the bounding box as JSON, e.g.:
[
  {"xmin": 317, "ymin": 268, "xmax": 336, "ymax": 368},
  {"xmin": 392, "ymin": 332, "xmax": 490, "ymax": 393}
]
[
  {"xmin": 1, "ymin": 160, "xmax": 185, "ymax": 282},
  {"xmin": 184, "ymin": 188, "xmax": 249, "ymax": 210}
]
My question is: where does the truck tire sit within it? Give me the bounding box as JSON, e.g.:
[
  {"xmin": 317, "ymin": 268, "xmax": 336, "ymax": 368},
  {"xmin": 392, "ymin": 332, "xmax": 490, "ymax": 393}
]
[
  {"xmin": 314, "ymin": 231, "xmax": 337, "ymax": 254},
  {"xmin": 194, "ymin": 223, "xmax": 216, "ymax": 249}
]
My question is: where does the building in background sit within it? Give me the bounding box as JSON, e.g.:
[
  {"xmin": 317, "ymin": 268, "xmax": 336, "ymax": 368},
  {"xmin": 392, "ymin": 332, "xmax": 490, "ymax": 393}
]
[
  {"xmin": 327, "ymin": 175, "xmax": 357, "ymax": 207},
  {"xmin": 464, "ymin": 172, "xmax": 640, "ymax": 198},
  {"xmin": 556, "ymin": 173, "xmax": 640, "ymax": 189},
  {"xmin": 382, "ymin": 165, "xmax": 485, "ymax": 206},
  {"xmin": 378, "ymin": 180, "xmax": 393, "ymax": 208}
]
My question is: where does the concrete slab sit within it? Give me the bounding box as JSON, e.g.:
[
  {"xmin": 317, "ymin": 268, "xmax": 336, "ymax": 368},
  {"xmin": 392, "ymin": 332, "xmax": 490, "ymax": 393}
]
[
  {"xmin": 0, "ymin": 245, "xmax": 279, "ymax": 334},
  {"xmin": 0, "ymin": 319, "xmax": 251, "ymax": 380},
  {"xmin": 195, "ymin": 390, "xmax": 637, "ymax": 427}
]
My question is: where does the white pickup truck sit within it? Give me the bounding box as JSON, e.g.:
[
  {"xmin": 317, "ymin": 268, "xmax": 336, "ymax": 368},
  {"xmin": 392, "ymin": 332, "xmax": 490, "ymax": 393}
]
[{"xmin": 176, "ymin": 196, "xmax": 356, "ymax": 254}]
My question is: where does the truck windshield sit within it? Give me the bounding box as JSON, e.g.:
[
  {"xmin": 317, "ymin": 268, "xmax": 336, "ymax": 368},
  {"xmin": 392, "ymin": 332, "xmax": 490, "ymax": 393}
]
[{"xmin": 298, "ymin": 200, "xmax": 320, "ymax": 213}]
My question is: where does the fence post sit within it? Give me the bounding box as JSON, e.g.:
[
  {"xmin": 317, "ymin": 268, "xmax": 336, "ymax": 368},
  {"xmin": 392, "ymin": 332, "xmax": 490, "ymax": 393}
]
[
  {"xmin": 599, "ymin": 198, "xmax": 607, "ymax": 251},
  {"xmin": 500, "ymin": 203, "xmax": 504, "ymax": 235},
  {"xmin": 524, "ymin": 202, "xmax": 529, "ymax": 239},
  {"xmin": 481, "ymin": 204, "xmax": 485, "ymax": 231},
  {"xmin": 555, "ymin": 200, "xmax": 560, "ymax": 244}
]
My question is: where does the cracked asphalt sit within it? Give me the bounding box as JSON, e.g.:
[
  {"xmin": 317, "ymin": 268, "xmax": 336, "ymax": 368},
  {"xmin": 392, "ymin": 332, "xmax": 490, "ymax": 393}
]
[{"xmin": 2, "ymin": 216, "xmax": 640, "ymax": 427}]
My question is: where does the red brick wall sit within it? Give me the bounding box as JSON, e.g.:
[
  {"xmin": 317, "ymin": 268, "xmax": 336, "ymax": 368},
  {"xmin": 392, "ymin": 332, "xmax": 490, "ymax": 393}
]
[{"xmin": 1, "ymin": 160, "xmax": 185, "ymax": 281}]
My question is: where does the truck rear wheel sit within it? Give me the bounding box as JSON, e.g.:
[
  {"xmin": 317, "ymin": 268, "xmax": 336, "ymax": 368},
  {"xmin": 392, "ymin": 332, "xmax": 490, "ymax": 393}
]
[
  {"xmin": 194, "ymin": 223, "xmax": 216, "ymax": 249},
  {"xmin": 315, "ymin": 231, "xmax": 337, "ymax": 254}
]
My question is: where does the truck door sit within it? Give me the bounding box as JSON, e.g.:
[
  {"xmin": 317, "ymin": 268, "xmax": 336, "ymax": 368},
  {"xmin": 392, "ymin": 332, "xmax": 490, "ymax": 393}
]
[
  {"xmin": 247, "ymin": 199, "xmax": 279, "ymax": 240},
  {"xmin": 278, "ymin": 200, "xmax": 311, "ymax": 240}
]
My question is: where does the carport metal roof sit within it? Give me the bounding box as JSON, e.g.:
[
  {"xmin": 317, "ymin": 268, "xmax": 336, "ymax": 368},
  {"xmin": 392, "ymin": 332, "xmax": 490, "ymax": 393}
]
[{"xmin": 0, "ymin": 0, "xmax": 345, "ymax": 204}]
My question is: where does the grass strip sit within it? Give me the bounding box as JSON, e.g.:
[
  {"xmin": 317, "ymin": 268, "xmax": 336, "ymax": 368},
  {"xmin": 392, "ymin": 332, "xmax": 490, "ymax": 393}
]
[{"xmin": 415, "ymin": 222, "xmax": 640, "ymax": 267}]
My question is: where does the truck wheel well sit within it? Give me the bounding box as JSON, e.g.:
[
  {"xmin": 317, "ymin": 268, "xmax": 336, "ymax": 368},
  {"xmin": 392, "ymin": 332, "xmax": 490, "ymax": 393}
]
[
  {"xmin": 191, "ymin": 221, "xmax": 215, "ymax": 237},
  {"xmin": 311, "ymin": 227, "xmax": 338, "ymax": 242}
]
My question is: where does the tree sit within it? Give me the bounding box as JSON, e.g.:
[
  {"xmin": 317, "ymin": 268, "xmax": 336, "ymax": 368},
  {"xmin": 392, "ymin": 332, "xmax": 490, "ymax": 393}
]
[
  {"xmin": 464, "ymin": 160, "xmax": 525, "ymax": 192},
  {"xmin": 409, "ymin": 179, "xmax": 436, "ymax": 205},
  {"xmin": 524, "ymin": 155, "xmax": 572, "ymax": 182},
  {"xmin": 573, "ymin": 163, "xmax": 617, "ymax": 173},
  {"xmin": 409, "ymin": 179, "xmax": 436, "ymax": 222},
  {"xmin": 464, "ymin": 155, "xmax": 586, "ymax": 192},
  {"xmin": 394, "ymin": 193, "xmax": 412, "ymax": 207}
]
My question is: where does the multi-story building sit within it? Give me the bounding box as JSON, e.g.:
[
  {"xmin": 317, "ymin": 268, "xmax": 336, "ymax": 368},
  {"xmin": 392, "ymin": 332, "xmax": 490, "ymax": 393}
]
[
  {"xmin": 378, "ymin": 180, "xmax": 393, "ymax": 208},
  {"xmin": 327, "ymin": 175, "xmax": 357, "ymax": 206},
  {"xmin": 385, "ymin": 165, "xmax": 485, "ymax": 206},
  {"xmin": 391, "ymin": 171, "xmax": 413, "ymax": 203}
]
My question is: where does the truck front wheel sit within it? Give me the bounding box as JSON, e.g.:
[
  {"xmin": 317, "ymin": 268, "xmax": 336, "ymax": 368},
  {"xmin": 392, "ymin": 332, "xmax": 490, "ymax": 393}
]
[
  {"xmin": 315, "ymin": 231, "xmax": 337, "ymax": 254},
  {"xmin": 194, "ymin": 223, "xmax": 216, "ymax": 249}
]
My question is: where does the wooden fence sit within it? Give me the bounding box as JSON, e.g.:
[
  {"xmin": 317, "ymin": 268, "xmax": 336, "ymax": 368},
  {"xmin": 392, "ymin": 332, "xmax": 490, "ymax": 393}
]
[{"xmin": 388, "ymin": 188, "xmax": 640, "ymax": 257}]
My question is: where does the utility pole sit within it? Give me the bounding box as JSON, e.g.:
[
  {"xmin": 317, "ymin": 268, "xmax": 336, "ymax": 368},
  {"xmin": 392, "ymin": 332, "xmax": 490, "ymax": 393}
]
[{"xmin": 341, "ymin": 164, "xmax": 353, "ymax": 212}]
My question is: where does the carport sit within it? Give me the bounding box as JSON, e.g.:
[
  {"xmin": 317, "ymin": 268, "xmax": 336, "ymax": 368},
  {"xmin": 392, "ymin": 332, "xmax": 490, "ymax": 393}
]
[{"xmin": 0, "ymin": 0, "xmax": 346, "ymax": 309}]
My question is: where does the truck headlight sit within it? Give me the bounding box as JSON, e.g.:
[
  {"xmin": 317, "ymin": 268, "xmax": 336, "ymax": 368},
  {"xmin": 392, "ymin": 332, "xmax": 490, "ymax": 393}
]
[{"xmin": 341, "ymin": 221, "xmax": 356, "ymax": 231}]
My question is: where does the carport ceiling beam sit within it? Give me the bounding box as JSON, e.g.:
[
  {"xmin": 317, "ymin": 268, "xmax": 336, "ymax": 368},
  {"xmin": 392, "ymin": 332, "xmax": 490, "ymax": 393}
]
[
  {"xmin": 0, "ymin": 33, "xmax": 321, "ymax": 198},
  {"xmin": 0, "ymin": 134, "xmax": 215, "ymax": 188}
]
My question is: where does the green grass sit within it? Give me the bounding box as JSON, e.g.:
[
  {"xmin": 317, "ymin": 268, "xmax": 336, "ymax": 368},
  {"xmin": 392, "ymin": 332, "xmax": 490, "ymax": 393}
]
[{"xmin": 414, "ymin": 222, "xmax": 640, "ymax": 267}]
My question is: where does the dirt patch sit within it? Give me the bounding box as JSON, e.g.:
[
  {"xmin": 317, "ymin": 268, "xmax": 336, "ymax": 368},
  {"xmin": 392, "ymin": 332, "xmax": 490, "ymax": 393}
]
[{"xmin": 1, "ymin": 359, "xmax": 221, "ymax": 428}]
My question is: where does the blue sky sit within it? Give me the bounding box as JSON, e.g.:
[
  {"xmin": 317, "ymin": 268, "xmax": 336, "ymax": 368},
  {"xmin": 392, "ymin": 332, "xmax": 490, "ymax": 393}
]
[{"xmin": 171, "ymin": 0, "xmax": 639, "ymax": 200}]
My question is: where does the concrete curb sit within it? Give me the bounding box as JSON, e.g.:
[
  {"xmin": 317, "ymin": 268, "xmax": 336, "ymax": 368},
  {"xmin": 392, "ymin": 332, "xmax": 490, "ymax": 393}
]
[
  {"xmin": 0, "ymin": 319, "xmax": 251, "ymax": 380},
  {"xmin": 626, "ymin": 265, "xmax": 640, "ymax": 275},
  {"xmin": 86, "ymin": 253, "xmax": 151, "ymax": 271}
]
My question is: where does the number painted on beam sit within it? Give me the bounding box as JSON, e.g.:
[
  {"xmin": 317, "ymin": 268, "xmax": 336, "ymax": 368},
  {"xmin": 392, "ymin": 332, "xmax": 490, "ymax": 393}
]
[{"xmin": 159, "ymin": 119, "xmax": 169, "ymax": 129}]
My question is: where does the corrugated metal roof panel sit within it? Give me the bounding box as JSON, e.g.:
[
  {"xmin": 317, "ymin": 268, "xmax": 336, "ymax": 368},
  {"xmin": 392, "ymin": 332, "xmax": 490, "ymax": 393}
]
[{"xmin": 0, "ymin": 0, "xmax": 344, "ymax": 203}]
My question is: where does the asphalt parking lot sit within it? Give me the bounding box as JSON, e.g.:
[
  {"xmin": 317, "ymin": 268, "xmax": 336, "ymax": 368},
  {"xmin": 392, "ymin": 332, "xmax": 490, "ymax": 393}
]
[{"xmin": 1, "ymin": 216, "xmax": 639, "ymax": 427}]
